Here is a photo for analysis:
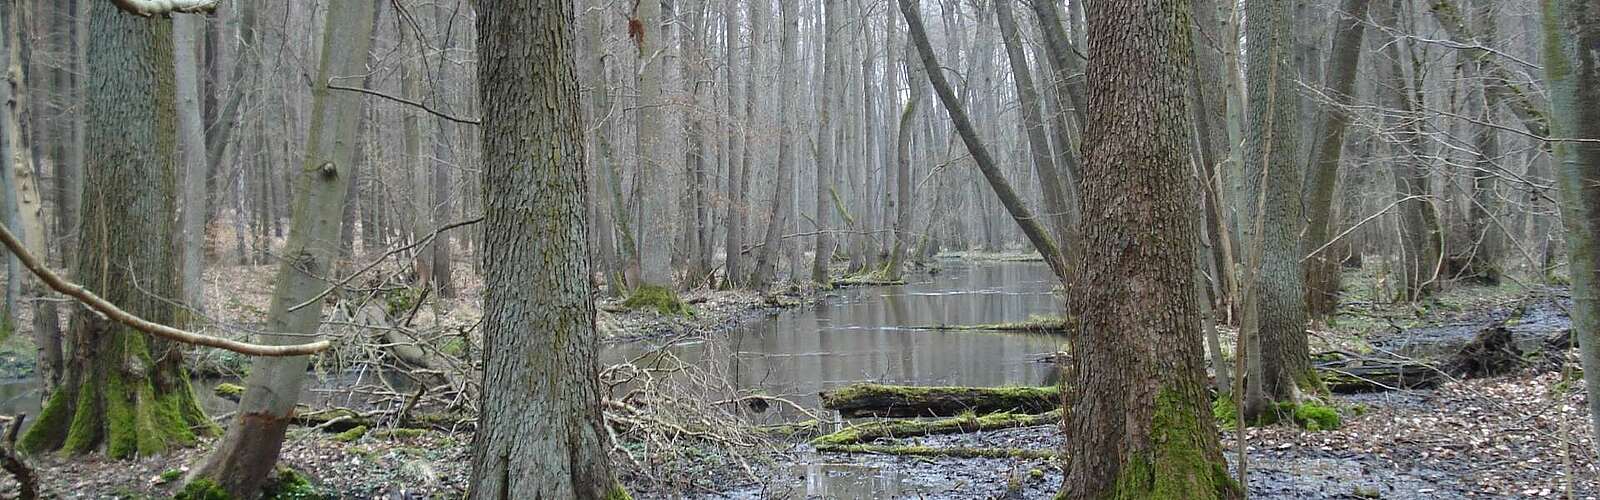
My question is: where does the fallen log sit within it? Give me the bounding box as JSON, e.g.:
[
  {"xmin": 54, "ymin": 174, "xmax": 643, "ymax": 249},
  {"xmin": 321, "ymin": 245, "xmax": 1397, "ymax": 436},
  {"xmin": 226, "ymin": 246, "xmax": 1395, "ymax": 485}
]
[
  {"xmin": 1312, "ymin": 352, "xmax": 1441, "ymax": 393},
  {"xmin": 814, "ymin": 443, "xmax": 1056, "ymax": 460},
  {"xmin": 821, "ymin": 384, "xmax": 1060, "ymax": 418},
  {"xmin": 812, "ymin": 410, "xmax": 1060, "ymax": 446}
]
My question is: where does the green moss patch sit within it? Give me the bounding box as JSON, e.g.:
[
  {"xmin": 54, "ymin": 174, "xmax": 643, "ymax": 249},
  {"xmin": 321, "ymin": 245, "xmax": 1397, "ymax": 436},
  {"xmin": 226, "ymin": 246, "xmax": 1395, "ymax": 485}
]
[
  {"xmin": 332, "ymin": 425, "xmax": 369, "ymax": 442},
  {"xmin": 213, "ymin": 383, "xmax": 245, "ymax": 400},
  {"xmin": 623, "ymin": 285, "xmax": 693, "ymax": 316},
  {"xmin": 262, "ymin": 467, "xmax": 334, "ymax": 500},
  {"xmin": 176, "ymin": 479, "xmax": 232, "ymax": 500}
]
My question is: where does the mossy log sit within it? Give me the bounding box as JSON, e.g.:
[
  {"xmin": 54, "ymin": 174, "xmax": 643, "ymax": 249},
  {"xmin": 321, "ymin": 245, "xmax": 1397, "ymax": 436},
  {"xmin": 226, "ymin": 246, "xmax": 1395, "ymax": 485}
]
[
  {"xmin": 1314, "ymin": 355, "xmax": 1441, "ymax": 393},
  {"xmin": 820, "ymin": 384, "xmax": 1060, "ymax": 418},
  {"xmin": 814, "ymin": 443, "xmax": 1057, "ymax": 460},
  {"xmin": 905, "ymin": 315, "xmax": 1070, "ymax": 334},
  {"xmin": 811, "ymin": 410, "xmax": 1060, "ymax": 445}
]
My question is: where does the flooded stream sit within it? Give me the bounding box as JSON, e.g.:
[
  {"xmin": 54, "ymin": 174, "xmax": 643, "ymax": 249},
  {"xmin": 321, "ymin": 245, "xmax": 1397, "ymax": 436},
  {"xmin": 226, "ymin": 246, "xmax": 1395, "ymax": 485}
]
[{"xmin": 602, "ymin": 260, "xmax": 1068, "ymax": 418}]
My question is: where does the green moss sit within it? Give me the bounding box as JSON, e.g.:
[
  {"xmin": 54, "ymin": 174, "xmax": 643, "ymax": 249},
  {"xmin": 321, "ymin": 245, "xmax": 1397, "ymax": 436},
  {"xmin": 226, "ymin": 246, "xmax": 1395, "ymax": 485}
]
[
  {"xmin": 605, "ymin": 482, "xmax": 634, "ymax": 500},
  {"xmin": 1107, "ymin": 388, "xmax": 1240, "ymax": 500},
  {"xmin": 622, "ymin": 284, "xmax": 693, "ymax": 316},
  {"xmin": 811, "ymin": 410, "xmax": 1060, "ymax": 446},
  {"xmin": 385, "ymin": 287, "xmax": 426, "ymax": 315},
  {"xmin": 213, "ymin": 383, "xmax": 245, "ymax": 399},
  {"xmin": 1291, "ymin": 403, "xmax": 1341, "ymax": 431},
  {"xmin": 176, "ymin": 478, "xmax": 233, "ymax": 500},
  {"xmin": 1211, "ymin": 393, "xmax": 1239, "ymax": 431},
  {"xmin": 19, "ymin": 385, "xmax": 72, "ymax": 453},
  {"xmin": 814, "ymin": 443, "xmax": 1057, "ymax": 459},
  {"xmin": 372, "ymin": 428, "xmax": 427, "ymax": 439},
  {"xmin": 332, "ymin": 425, "xmax": 368, "ymax": 442},
  {"xmin": 262, "ymin": 467, "xmax": 333, "ymax": 500},
  {"xmin": 158, "ymin": 469, "xmax": 183, "ymax": 484}
]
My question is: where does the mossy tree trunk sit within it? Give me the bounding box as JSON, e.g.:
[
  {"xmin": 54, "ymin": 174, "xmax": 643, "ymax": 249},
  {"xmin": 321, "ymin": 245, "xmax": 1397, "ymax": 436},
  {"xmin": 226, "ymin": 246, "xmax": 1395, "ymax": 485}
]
[
  {"xmin": 1242, "ymin": 0, "xmax": 1318, "ymax": 420},
  {"xmin": 19, "ymin": 1, "xmax": 214, "ymax": 458},
  {"xmin": 1539, "ymin": 0, "xmax": 1600, "ymax": 457},
  {"xmin": 185, "ymin": 0, "xmax": 376, "ymax": 495},
  {"xmin": 1061, "ymin": 0, "xmax": 1239, "ymax": 496},
  {"xmin": 468, "ymin": 0, "xmax": 625, "ymax": 497}
]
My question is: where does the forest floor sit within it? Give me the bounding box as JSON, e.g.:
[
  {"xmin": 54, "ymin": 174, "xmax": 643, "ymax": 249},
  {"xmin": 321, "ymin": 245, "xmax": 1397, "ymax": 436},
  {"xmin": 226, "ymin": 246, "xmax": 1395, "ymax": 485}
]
[{"xmin": 0, "ymin": 262, "xmax": 1596, "ymax": 498}]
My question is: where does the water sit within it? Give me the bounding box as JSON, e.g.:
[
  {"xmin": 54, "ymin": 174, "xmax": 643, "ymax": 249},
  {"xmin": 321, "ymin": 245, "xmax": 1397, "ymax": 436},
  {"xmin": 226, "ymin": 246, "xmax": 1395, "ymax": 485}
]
[{"xmin": 603, "ymin": 260, "xmax": 1068, "ymax": 419}]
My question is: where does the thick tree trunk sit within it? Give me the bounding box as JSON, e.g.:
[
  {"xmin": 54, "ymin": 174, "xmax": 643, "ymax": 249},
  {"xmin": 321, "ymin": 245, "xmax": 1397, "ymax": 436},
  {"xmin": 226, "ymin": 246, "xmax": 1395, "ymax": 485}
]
[
  {"xmin": 186, "ymin": 0, "xmax": 376, "ymax": 495},
  {"xmin": 174, "ymin": 15, "xmax": 208, "ymax": 312},
  {"xmin": 1061, "ymin": 0, "xmax": 1239, "ymax": 494},
  {"xmin": 749, "ymin": 0, "xmax": 799, "ymax": 288},
  {"xmin": 469, "ymin": 1, "xmax": 625, "ymax": 497},
  {"xmin": 637, "ymin": 0, "xmax": 672, "ymax": 287},
  {"xmin": 722, "ymin": 0, "xmax": 753, "ymax": 288},
  {"xmin": 1241, "ymin": 0, "xmax": 1318, "ymax": 421},
  {"xmin": 19, "ymin": 2, "xmax": 214, "ymax": 458},
  {"xmin": 1303, "ymin": 0, "xmax": 1373, "ymax": 318},
  {"xmin": 1539, "ymin": 0, "xmax": 1600, "ymax": 457}
]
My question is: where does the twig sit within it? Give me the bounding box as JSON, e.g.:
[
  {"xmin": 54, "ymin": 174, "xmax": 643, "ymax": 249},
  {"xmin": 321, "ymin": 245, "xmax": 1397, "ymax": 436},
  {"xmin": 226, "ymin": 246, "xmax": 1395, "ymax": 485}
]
[
  {"xmin": 326, "ymin": 82, "xmax": 481, "ymax": 125},
  {"xmin": 288, "ymin": 217, "xmax": 483, "ymax": 312},
  {"xmin": 0, "ymin": 222, "xmax": 329, "ymax": 357}
]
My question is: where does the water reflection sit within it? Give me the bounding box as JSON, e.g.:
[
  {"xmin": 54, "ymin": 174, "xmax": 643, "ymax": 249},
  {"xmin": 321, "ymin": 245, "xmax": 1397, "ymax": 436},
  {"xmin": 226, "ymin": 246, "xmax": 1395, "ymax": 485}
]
[{"xmin": 603, "ymin": 261, "xmax": 1068, "ymax": 420}]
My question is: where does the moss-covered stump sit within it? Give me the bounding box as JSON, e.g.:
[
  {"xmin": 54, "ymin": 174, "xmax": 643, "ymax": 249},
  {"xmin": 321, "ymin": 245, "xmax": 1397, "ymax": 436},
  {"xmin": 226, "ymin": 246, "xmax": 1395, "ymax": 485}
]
[
  {"xmin": 622, "ymin": 285, "xmax": 693, "ymax": 316},
  {"xmin": 20, "ymin": 333, "xmax": 216, "ymax": 458},
  {"xmin": 820, "ymin": 384, "xmax": 1061, "ymax": 418},
  {"xmin": 812, "ymin": 410, "xmax": 1061, "ymax": 446},
  {"xmin": 814, "ymin": 443, "xmax": 1057, "ymax": 460}
]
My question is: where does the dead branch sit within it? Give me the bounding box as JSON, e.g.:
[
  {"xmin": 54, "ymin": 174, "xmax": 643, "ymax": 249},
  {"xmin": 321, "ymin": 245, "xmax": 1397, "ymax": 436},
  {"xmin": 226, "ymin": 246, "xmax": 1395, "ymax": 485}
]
[{"xmin": 0, "ymin": 222, "xmax": 330, "ymax": 357}]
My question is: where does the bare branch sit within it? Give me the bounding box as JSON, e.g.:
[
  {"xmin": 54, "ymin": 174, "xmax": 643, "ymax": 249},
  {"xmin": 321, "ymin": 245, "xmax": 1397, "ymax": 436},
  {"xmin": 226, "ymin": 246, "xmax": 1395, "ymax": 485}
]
[
  {"xmin": 326, "ymin": 81, "xmax": 481, "ymax": 125},
  {"xmin": 0, "ymin": 222, "xmax": 330, "ymax": 357},
  {"xmin": 108, "ymin": 0, "xmax": 218, "ymax": 17}
]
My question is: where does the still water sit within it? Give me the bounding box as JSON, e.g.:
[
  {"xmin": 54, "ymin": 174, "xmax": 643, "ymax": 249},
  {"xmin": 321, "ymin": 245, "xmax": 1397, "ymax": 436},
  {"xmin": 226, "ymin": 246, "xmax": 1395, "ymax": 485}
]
[{"xmin": 602, "ymin": 260, "xmax": 1068, "ymax": 418}]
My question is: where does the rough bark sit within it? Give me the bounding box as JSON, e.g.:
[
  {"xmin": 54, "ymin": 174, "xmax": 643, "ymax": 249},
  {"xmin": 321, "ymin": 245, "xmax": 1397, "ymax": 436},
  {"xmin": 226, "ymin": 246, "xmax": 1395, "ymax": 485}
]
[
  {"xmin": 187, "ymin": 0, "xmax": 376, "ymax": 494},
  {"xmin": 469, "ymin": 0, "xmax": 626, "ymax": 497},
  {"xmin": 1303, "ymin": 0, "xmax": 1373, "ymax": 318},
  {"xmin": 1062, "ymin": 0, "xmax": 1238, "ymax": 495},
  {"xmin": 19, "ymin": 1, "xmax": 215, "ymax": 458},
  {"xmin": 1539, "ymin": 0, "xmax": 1600, "ymax": 457},
  {"xmin": 899, "ymin": 0, "xmax": 1068, "ymax": 283},
  {"xmin": 1241, "ymin": 0, "xmax": 1317, "ymax": 421}
]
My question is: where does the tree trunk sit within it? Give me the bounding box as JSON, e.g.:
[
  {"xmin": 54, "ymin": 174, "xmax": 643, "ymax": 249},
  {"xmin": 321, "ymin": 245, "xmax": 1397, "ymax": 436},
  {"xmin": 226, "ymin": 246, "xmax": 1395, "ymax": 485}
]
[
  {"xmin": 469, "ymin": 0, "xmax": 625, "ymax": 497},
  {"xmin": 185, "ymin": 0, "xmax": 376, "ymax": 494},
  {"xmin": 1539, "ymin": 0, "xmax": 1600, "ymax": 457},
  {"xmin": 174, "ymin": 15, "xmax": 208, "ymax": 312},
  {"xmin": 749, "ymin": 0, "xmax": 798, "ymax": 288},
  {"xmin": 1461, "ymin": 0, "xmax": 1501, "ymax": 285},
  {"xmin": 995, "ymin": 0, "xmax": 1071, "ymax": 265},
  {"xmin": 1241, "ymin": 0, "xmax": 1317, "ymax": 421},
  {"xmin": 1377, "ymin": 0, "xmax": 1443, "ymax": 302},
  {"xmin": 899, "ymin": 0, "xmax": 1068, "ymax": 283},
  {"xmin": 429, "ymin": 0, "xmax": 457, "ymax": 298},
  {"xmin": 402, "ymin": 29, "xmax": 433, "ymax": 292},
  {"xmin": 811, "ymin": 0, "xmax": 840, "ymax": 285},
  {"xmin": 1303, "ymin": 0, "xmax": 1373, "ymax": 318},
  {"xmin": 637, "ymin": 0, "xmax": 672, "ymax": 287},
  {"xmin": 1061, "ymin": 0, "xmax": 1239, "ymax": 494},
  {"xmin": 725, "ymin": 0, "xmax": 762, "ymax": 288},
  {"xmin": 19, "ymin": 2, "xmax": 215, "ymax": 458},
  {"xmin": 2, "ymin": 0, "xmax": 61, "ymax": 397}
]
